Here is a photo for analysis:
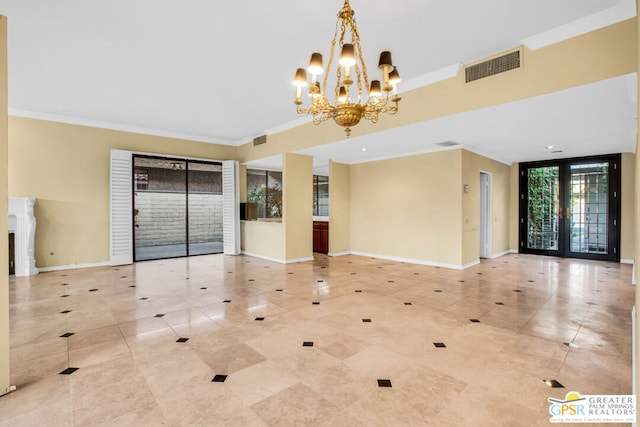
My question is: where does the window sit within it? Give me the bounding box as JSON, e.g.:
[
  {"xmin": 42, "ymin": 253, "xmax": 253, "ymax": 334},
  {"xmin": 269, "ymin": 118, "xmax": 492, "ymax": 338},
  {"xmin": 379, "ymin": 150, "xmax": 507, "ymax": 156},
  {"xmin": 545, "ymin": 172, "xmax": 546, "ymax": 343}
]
[
  {"xmin": 134, "ymin": 169, "xmax": 149, "ymax": 191},
  {"xmin": 247, "ymin": 169, "xmax": 282, "ymax": 219},
  {"xmin": 313, "ymin": 175, "xmax": 329, "ymax": 216}
]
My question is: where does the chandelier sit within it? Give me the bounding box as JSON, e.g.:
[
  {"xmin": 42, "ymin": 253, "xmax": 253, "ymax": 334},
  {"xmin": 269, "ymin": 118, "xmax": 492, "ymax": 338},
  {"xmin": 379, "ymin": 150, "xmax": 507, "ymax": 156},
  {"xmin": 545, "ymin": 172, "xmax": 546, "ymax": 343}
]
[{"xmin": 292, "ymin": 0, "xmax": 401, "ymax": 137}]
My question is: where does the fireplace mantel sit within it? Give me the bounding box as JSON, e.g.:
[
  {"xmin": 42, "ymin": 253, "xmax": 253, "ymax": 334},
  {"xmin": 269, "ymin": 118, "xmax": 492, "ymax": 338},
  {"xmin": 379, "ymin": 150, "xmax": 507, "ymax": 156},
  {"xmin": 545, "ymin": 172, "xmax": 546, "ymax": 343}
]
[{"xmin": 8, "ymin": 197, "xmax": 39, "ymax": 276}]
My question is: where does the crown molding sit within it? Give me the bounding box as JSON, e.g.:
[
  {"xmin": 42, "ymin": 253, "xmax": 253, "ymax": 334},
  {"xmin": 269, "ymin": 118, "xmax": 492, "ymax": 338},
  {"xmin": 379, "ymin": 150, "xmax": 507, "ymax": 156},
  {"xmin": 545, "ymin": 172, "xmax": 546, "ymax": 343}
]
[
  {"xmin": 8, "ymin": 108, "xmax": 234, "ymax": 146},
  {"xmin": 522, "ymin": 0, "xmax": 636, "ymax": 50}
]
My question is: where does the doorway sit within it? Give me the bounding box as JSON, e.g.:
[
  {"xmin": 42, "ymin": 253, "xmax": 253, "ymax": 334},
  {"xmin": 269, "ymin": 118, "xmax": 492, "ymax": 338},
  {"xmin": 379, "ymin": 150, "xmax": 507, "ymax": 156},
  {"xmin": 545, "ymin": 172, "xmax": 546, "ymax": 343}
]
[
  {"xmin": 133, "ymin": 155, "xmax": 224, "ymax": 261},
  {"xmin": 518, "ymin": 154, "xmax": 620, "ymax": 261},
  {"xmin": 479, "ymin": 171, "xmax": 492, "ymax": 259}
]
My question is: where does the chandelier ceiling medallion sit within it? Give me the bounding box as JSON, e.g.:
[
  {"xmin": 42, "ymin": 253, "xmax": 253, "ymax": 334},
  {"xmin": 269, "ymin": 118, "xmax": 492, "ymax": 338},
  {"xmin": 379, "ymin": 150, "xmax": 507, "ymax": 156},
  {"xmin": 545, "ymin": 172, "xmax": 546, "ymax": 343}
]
[{"xmin": 292, "ymin": 0, "xmax": 401, "ymax": 137}]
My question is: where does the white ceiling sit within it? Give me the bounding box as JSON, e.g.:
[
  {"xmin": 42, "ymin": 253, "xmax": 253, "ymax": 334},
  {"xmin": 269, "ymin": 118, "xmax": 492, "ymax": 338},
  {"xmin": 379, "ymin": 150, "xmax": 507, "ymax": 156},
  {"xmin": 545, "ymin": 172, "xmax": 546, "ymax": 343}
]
[{"xmin": 0, "ymin": 0, "xmax": 637, "ymax": 168}]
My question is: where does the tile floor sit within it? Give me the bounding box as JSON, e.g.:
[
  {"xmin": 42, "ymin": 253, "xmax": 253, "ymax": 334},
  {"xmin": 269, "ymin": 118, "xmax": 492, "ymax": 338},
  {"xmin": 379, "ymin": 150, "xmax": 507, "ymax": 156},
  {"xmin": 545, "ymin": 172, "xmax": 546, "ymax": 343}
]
[{"xmin": 0, "ymin": 253, "xmax": 634, "ymax": 426}]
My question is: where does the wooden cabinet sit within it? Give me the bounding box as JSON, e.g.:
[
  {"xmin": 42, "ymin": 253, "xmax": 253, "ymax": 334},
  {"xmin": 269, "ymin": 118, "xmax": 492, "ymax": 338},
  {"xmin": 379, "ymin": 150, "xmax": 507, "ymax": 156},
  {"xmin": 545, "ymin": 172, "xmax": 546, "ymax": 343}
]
[{"xmin": 313, "ymin": 221, "xmax": 329, "ymax": 254}]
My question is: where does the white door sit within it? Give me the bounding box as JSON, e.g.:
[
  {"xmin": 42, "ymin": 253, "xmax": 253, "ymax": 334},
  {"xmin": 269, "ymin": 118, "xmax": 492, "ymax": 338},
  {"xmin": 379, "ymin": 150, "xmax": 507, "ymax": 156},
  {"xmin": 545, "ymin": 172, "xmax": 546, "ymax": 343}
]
[{"xmin": 479, "ymin": 171, "xmax": 492, "ymax": 259}]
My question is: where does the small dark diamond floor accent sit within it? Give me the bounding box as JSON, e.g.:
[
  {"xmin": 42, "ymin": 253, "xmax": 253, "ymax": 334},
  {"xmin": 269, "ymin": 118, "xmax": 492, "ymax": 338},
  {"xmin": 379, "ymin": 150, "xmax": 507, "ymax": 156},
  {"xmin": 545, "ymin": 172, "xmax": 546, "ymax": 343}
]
[
  {"xmin": 477, "ymin": 273, "xmax": 482, "ymax": 275},
  {"xmin": 528, "ymin": 280, "xmax": 534, "ymax": 283},
  {"xmin": 355, "ymin": 290, "xmax": 362, "ymax": 293},
  {"xmin": 59, "ymin": 367, "xmax": 79, "ymax": 375},
  {"xmin": 404, "ymin": 302, "xmax": 412, "ymax": 306},
  {"xmin": 176, "ymin": 338, "xmax": 189, "ymax": 343},
  {"xmin": 60, "ymin": 310, "xmax": 71, "ymax": 314},
  {"xmin": 458, "ymin": 280, "xmax": 465, "ymax": 283},
  {"xmin": 248, "ymin": 279, "xmax": 255, "ymax": 282},
  {"xmin": 276, "ymin": 289, "xmax": 283, "ymax": 292},
  {"xmin": 61, "ymin": 283, "xmax": 69, "ymax": 286},
  {"xmin": 120, "ymin": 276, "xmax": 127, "ymax": 279},
  {"xmin": 227, "ymin": 271, "xmax": 233, "ymax": 274},
  {"xmin": 469, "ymin": 319, "xmax": 481, "ymax": 323},
  {"xmin": 88, "ymin": 289, "xmax": 98, "ymax": 292},
  {"xmin": 414, "ymin": 273, "xmax": 420, "ymax": 275},
  {"xmin": 377, "ymin": 379, "xmax": 392, "ymax": 387},
  {"xmin": 312, "ymin": 302, "xmax": 320, "ymax": 305},
  {"xmin": 288, "ymin": 272, "xmax": 294, "ymax": 275},
  {"xmin": 544, "ymin": 379, "xmax": 564, "ymax": 388},
  {"xmin": 433, "ymin": 342, "xmax": 446, "ymax": 348},
  {"xmin": 302, "ymin": 341, "xmax": 314, "ymax": 347},
  {"xmin": 59, "ymin": 332, "xmax": 75, "ymax": 338},
  {"xmin": 362, "ymin": 319, "xmax": 372, "ymax": 323},
  {"xmin": 513, "ymin": 289, "xmax": 522, "ymax": 293},
  {"xmin": 129, "ymin": 285, "xmax": 136, "ymax": 288},
  {"xmin": 255, "ymin": 317, "xmax": 265, "ymax": 321},
  {"xmin": 200, "ymin": 287, "xmax": 207, "ymax": 290},
  {"xmin": 223, "ymin": 300, "xmax": 231, "ymax": 303},
  {"xmin": 317, "ymin": 280, "xmax": 324, "ymax": 282},
  {"xmin": 495, "ymin": 302, "xmax": 505, "ymax": 305},
  {"xmin": 61, "ymin": 274, "xmax": 68, "ymax": 277},
  {"xmin": 351, "ymin": 273, "xmax": 357, "ymax": 275},
  {"xmin": 139, "ymin": 297, "xmax": 149, "ymax": 301},
  {"xmin": 60, "ymin": 295, "xmax": 69, "ymax": 298},
  {"xmin": 211, "ymin": 375, "xmax": 228, "ymax": 383},
  {"xmin": 154, "ymin": 314, "xmax": 165, "ymax": 318},
  {"xmin": 434, "ymin": 290, "xmax": 443, "ymax": 293}
]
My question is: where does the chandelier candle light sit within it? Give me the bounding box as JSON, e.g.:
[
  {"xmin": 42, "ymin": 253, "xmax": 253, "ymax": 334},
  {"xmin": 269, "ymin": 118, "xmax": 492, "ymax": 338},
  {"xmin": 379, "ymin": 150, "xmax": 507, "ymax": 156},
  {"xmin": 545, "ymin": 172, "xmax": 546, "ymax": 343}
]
[{"xmin": 292, "ymin": 0, "xmax": 401, "ymax": 137}]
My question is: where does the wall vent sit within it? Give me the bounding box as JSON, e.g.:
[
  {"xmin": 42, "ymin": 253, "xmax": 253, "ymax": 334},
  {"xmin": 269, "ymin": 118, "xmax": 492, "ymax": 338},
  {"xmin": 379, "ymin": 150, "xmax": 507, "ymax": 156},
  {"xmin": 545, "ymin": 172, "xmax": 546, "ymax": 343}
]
[
  {"xmin": 465, "ymin": 49, "xmax": 521, "ymax": 83},
  {"xmin": 253, "ymin": 135, "xmax": 267, "ymax": 146}
]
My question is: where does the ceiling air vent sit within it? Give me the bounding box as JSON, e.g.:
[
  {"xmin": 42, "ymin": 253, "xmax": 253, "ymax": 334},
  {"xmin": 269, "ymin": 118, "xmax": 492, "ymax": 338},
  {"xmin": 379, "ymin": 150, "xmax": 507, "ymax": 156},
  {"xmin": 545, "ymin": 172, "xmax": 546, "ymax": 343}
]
[
  {"xmin": 465, "ymin": 49, "xmax": 521, "ymax": 83},
  {"xmin": 253, "ymin": 135, "xmax": 267, "ymax": 146}
]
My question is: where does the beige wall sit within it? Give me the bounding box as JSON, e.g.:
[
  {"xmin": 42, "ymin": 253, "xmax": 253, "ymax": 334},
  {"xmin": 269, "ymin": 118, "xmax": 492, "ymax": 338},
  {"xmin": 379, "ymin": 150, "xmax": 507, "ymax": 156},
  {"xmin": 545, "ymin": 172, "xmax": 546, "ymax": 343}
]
[
  {"xmin": 8, "ymin": 117, "xmax": 236, "ymax": 268},
  {"xmin": 283, "ymin": 153, "xmax": 313, "ymax": 261},
  {"xmin": 349, "ymin": 149, "xmax": 463, "ymax": 267},
  {"xmin": 461, "ymin": 150, "xmax": 511, "ymax": 265},
  {"xmin": 621, "ymin": 152, "xmax": 636, "ymax": 261},
  {"xmin": 509, "ymin": 164, "xmax": 520, "ymax": 251},
  {"xmin": 240, "ymin": 221, "xmax": 285, "ymax": 261},
  {"xmin": 0, "ymin": 15, "xmax": 9, "ymax": 395},
  {"xmin": 237, "ymin": 19, "xmax": 636, "ymax": 165},
  {"xmin": 328, "ymin": 160, "xmax": 350, "ymax": 255}
]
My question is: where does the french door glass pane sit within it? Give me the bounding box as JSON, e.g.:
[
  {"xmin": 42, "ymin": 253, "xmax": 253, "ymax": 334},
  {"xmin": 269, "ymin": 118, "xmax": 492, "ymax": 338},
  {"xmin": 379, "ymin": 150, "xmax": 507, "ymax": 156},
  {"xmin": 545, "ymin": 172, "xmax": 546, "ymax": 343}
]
[
  {"xmin": 527, "ymin": 166, "xmax": 559, "ymax": 251},
  {"xmin": 134, "ymin": 158, "xmax": 187, "ymax": 260},
  {"xmin": 569, "ymin": 162, "xmax": 608, "ymax": 254},
  {"xmin": 188, "ymin": 162, "xmax": 224, "ymax": 256}
]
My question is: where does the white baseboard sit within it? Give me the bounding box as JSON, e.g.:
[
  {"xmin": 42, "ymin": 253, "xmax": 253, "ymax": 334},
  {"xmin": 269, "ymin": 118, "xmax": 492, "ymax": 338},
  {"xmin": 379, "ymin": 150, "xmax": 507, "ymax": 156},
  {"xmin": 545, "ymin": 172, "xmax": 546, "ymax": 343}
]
[
  {"xmin": 241, "ymin": 252, "xmax": 313, "ymax": 265},
  {"xmin": 490, "ymin": 250, "xmax": 514, "ymax": 259},
  {"xmin": 328, "ymin": 251, "xmax": 351, "ymax": 257},
  {"xmin": 285, "ymin": 257, "xmax": 314, "ymax": 264},
  {"xmin": 349, "ymin": 251, "xmax": 476, "ymax": 270},
  {"xmin": 621, "ymin": 259, "xmax": 634, "ymax": 265},
  {"xmin": 38, "ymin": 261, "xmax": 110, "ymax": 273}
]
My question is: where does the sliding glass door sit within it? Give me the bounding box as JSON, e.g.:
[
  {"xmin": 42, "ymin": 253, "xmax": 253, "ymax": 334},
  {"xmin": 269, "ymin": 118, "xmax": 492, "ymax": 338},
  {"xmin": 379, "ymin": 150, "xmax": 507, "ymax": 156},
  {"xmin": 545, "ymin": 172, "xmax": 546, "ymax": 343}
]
[
  {"xmin": 133, "ymin": 155, "xmax": 223, "ymax": 261},
  {"xmin": 519, "ymin": 154, "xmax": 620, "ymax": 261}
]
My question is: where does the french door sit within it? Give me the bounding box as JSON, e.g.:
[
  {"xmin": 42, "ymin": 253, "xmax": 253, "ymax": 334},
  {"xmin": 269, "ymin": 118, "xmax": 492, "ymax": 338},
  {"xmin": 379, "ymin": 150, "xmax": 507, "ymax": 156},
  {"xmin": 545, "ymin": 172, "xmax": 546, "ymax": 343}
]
[{"xmin": 519, "ymin": 154, "xmax": 620, "ymax": 261}]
